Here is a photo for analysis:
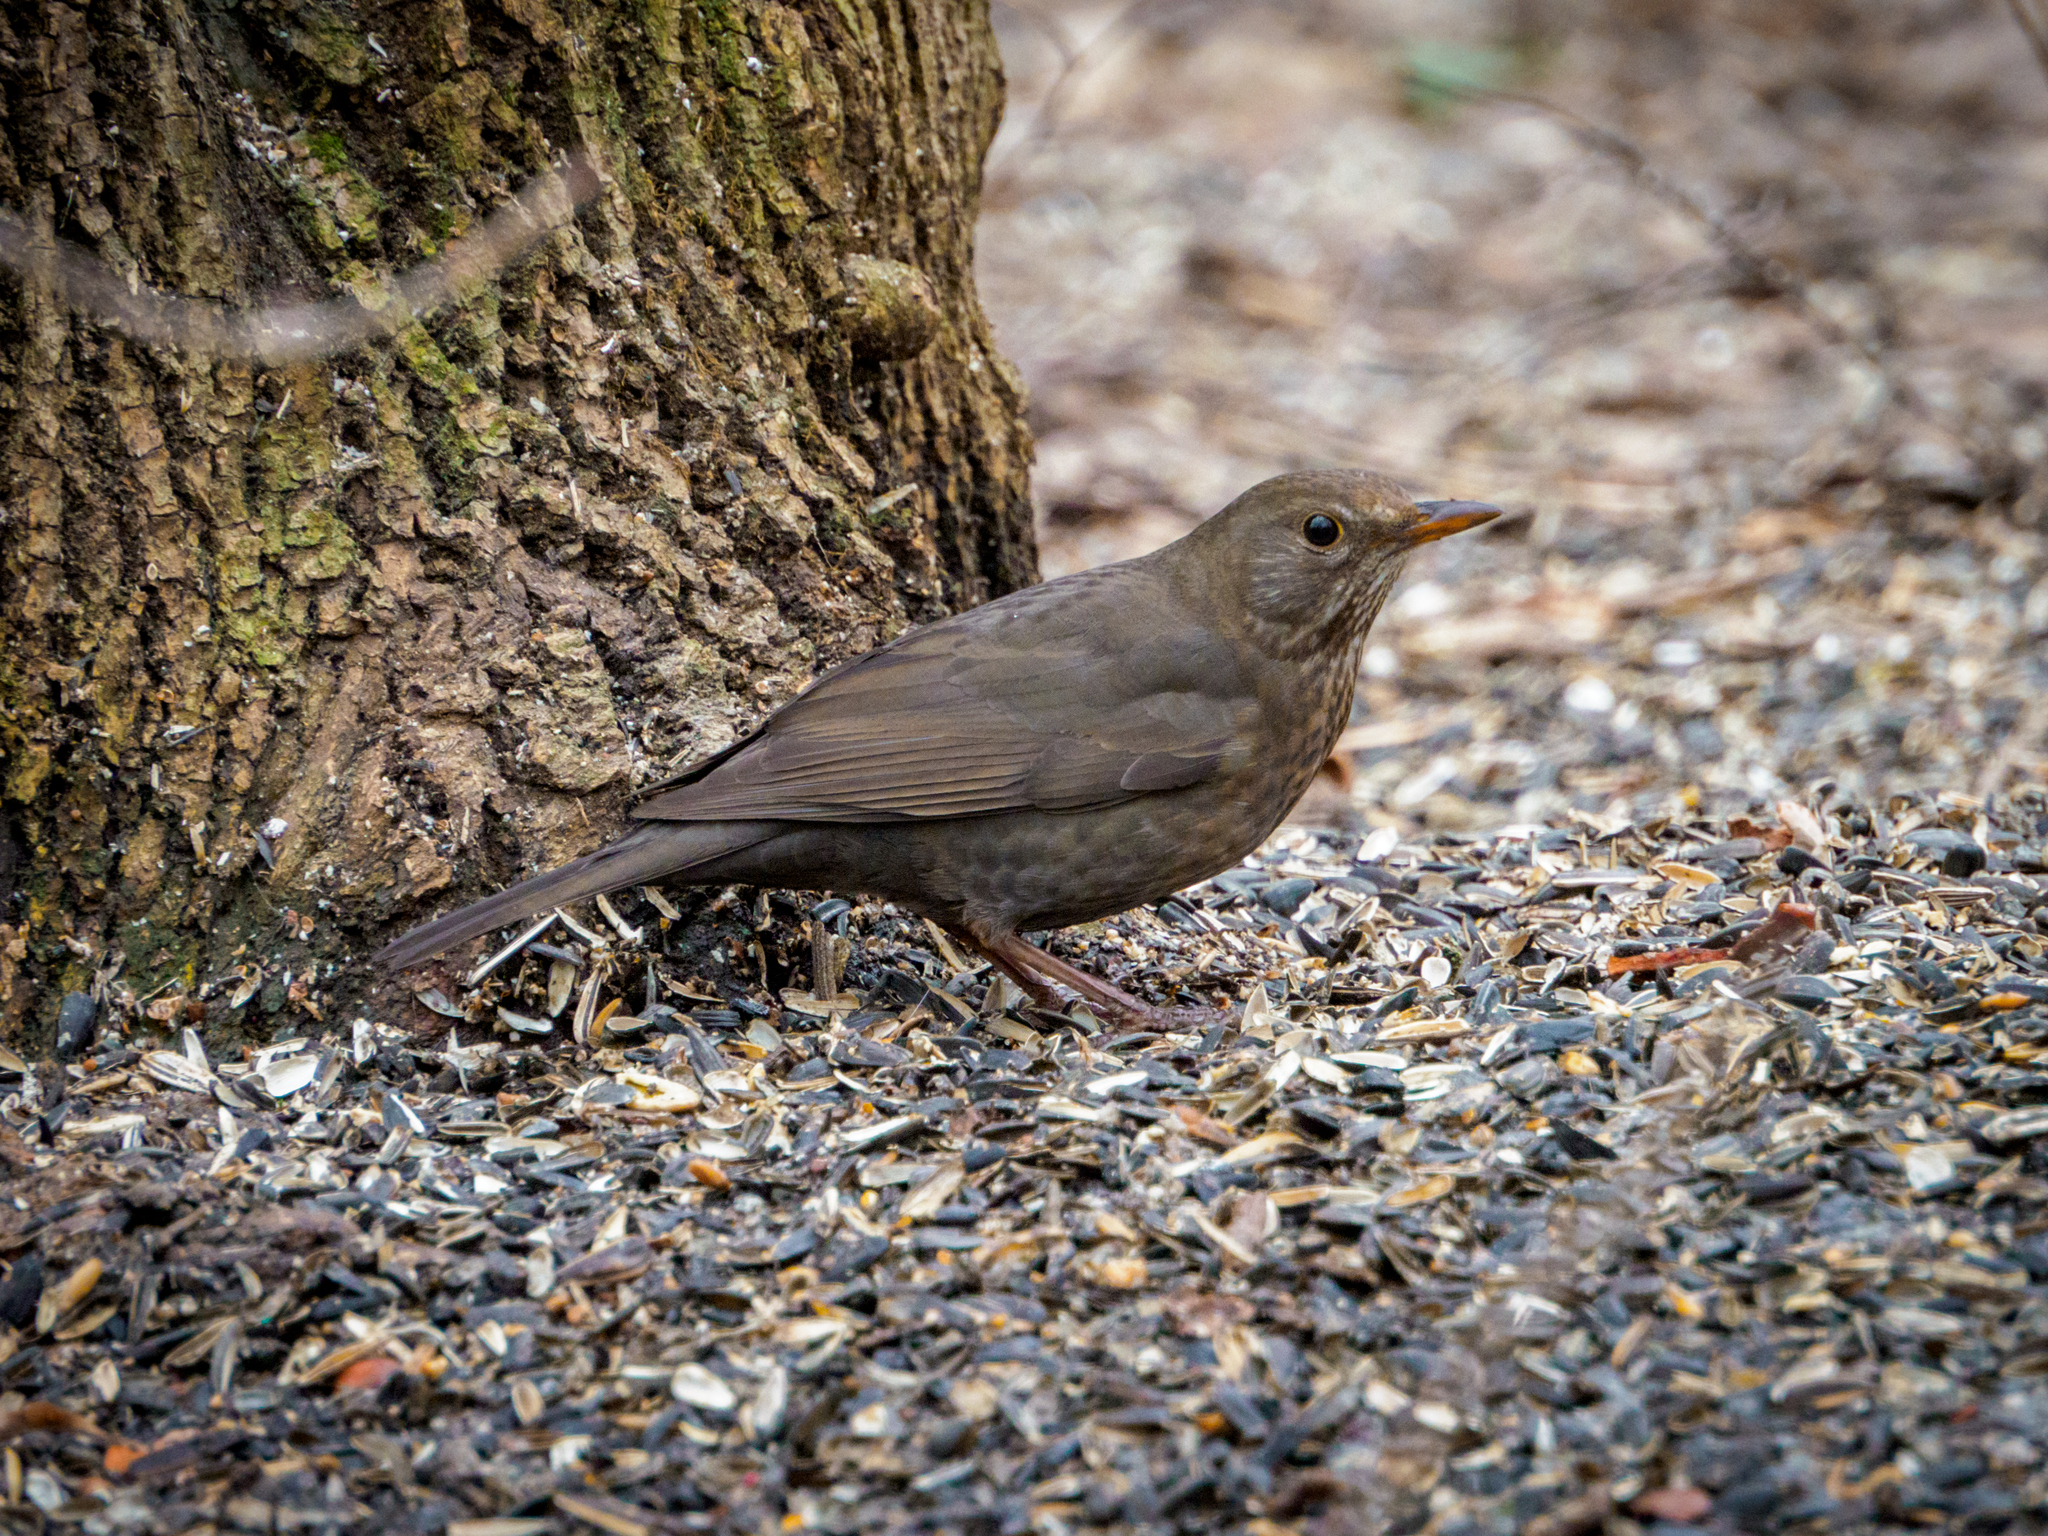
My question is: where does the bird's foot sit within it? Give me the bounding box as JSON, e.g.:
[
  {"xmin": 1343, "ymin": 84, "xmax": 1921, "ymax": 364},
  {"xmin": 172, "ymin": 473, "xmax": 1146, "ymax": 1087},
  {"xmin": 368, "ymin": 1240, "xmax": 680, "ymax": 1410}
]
[
  {"xmin": 959, "ymin": 926, "xmax": 1214, "ymax": 1034},
  {"xmin": 982, "ymin": 962, "xmax": 1069, "ymax": 1018}
]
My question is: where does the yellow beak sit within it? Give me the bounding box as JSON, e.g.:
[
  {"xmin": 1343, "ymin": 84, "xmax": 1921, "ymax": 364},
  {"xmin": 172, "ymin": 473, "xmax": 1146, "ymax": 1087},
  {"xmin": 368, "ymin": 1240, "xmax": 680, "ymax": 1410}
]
[{"xmin": 1406, "ymin": 499, "xmax": 1501, "ymax": 545}]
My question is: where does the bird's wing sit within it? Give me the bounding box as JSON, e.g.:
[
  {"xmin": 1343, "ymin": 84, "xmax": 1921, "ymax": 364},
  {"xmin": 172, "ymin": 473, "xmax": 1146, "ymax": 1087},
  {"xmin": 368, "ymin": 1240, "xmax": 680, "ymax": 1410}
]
[{"xmin": 633, "ymin": 572, "xmax": 1255, "ymax": 823}]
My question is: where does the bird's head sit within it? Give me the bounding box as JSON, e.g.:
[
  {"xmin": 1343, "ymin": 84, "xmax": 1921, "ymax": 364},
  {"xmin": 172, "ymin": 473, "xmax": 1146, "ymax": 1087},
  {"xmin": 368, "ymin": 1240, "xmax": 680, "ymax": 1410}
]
[{"xmin": 1184, "ymin": 469, "xmax": 1499, "ymax": 658}]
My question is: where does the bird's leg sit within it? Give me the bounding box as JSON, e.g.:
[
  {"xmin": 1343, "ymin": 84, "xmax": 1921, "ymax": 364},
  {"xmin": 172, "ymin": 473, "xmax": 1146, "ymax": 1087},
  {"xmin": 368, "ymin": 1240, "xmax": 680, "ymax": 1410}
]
[
  {"xmin": 938, "ymin": 924, "xmax": 1066, "ymax": 1014},
  {"xmin": 961, "ymin": 926, "xmax": 1175, "ymax": 1031},
  {"xmin": 980, "ymin": 949, "xmax": 1069, "ymax": 1015}
]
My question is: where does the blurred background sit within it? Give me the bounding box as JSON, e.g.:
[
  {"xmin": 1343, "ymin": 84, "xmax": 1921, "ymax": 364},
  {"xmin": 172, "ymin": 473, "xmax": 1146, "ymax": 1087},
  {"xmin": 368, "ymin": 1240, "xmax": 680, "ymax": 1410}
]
[{"xmin": 975, "ymin": 0, "xmax": 2048, "ymax": 837}]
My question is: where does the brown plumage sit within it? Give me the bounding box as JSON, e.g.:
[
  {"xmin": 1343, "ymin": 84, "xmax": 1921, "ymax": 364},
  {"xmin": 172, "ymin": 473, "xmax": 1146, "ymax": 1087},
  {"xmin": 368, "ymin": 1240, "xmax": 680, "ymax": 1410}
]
[{"xmin": 374, "ymin": 470, "xmax": 1497, "ymax": 1024}]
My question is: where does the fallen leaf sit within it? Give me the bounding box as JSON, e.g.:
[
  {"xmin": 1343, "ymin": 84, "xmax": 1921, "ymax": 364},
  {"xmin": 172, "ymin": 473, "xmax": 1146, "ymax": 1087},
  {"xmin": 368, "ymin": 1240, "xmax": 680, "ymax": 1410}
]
[
  {"xmin": 103, "ymin": 1443, "xmax": 146, "ymax": 1476},
  {"xmin": 1608, "ymin": 944, "xmax": 1732, "ymax": 976},
  {"xmin": 1172, "ymin": 1104, "xmax": 1238, "ymax": 1148},
  {"xmin": 1223, "ymin": 1191, "xmax": 1278, "ymax": 1256},
  {"xmin": 333, "ymin": 1357, "xmax": 403, "ymax": 1393},
  {"xmin": 1631, "ymin": 1485, "xmax": 1713, "ymax": 1522},
  {"xmin": 1729, "ymin": 815, "xmax": 1795, "ymax": 852},
  {"xmin": 1776, "ymin": 800, "xmax": 1831, "ymax": 854},
  {"xmin": 1731, "ymin": 902, "xmax": 1818, "ymax": 962},
  {"xmin": 687, "ymin": 1158, "xmax": 732, "ymax": 1191},
  {"xmin": 0, "ymin": 1400, "xmax": 99, "ymax": 1440}
]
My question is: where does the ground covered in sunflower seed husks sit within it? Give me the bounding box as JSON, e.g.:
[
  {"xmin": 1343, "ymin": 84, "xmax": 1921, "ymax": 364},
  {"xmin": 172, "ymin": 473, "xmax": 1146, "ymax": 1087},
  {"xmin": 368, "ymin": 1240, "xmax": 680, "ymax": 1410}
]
[
  {"xmin": 11, "ymin": 2, "xmax": 2048, "ymax": 1534},
  {"xmin": 6, "ymin": 792, "xmax": 2048, "ymax": 1536}
]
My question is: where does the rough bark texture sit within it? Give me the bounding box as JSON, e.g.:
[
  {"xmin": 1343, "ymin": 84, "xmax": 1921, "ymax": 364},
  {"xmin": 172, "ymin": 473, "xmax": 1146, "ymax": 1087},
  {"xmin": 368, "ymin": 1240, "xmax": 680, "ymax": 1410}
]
[{"xmin": 0, "ymin": 0, "xmax": 1034, "ymax": 1045}]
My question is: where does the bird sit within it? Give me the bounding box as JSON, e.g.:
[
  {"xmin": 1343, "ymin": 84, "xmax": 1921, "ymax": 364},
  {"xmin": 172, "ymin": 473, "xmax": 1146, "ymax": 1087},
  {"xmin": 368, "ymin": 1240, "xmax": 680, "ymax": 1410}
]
[{"xmin": 374, "ymin": 470, "xmax": 1498, "ymax": 1026}]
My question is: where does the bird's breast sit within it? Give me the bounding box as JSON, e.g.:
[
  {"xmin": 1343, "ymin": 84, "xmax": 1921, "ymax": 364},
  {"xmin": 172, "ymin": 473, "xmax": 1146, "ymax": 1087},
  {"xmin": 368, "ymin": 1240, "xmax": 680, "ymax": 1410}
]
[{"xmin": 1240, "ymin": 634, "xmax": 1367, "ymax": 810}]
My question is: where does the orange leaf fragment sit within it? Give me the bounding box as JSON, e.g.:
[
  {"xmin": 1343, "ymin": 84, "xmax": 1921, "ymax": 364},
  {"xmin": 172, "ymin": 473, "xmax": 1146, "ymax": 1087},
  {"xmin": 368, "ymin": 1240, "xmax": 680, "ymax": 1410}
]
[
  {"xmin": 1728, "ymin": 816, "xmax": 1794, "ymax": 852},
  {"xmin": 1730, "ymin": 902, "xmax": 1817, "ymax": 962},
  {"xmin": 332, "ymin": 1357, "xmax": 403, "ymax": 1393},
  {"xmin": 1607, "ymin": 945, "xmax": 1732, "ymax": 976},
  {"xmin": 0, "ymin": 1401, "xmax": 98, "ymax": 1440},
  {"xmin": 1608, "ymin": 902, "xmax": 1818, "ymax": 977},
  {"xmin": 104, "ymin": 1443, "xmax": 145, "ymax": 1476},
  {"xmin": 1172, "ymin": 1104, "xmax": 1237, "ymax": 1148},
  {"xmin": 1631, "ymin": 1485, "xmax": 1712, "ymax": 1523},
  {"xmin": 687, "ymin": 1158, "xmax": 731, "ymax": 1191}
]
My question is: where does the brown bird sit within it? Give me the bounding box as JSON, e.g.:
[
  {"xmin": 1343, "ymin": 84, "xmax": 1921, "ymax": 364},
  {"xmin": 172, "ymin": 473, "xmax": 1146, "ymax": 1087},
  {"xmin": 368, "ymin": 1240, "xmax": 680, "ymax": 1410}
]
[{"xmin": 375, "ymin": 471, "xmax": 1497, "ymax": 1025}]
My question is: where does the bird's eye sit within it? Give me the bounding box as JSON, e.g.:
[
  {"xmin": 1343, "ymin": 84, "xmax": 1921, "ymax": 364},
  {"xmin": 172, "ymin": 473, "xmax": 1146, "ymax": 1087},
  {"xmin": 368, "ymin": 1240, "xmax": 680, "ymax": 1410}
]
[{"xmin": 1302, "ymin": 513, "xmax": 1343, "ymax": 548}]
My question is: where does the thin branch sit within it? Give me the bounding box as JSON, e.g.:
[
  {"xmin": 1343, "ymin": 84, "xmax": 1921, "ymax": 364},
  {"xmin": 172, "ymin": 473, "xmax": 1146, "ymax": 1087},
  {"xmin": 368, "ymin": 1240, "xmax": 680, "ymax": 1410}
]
[
  {"xmin": 1409, "ymin": 73, "xmax": 1961, "ymax": 444},
  {"xmin": 2007, "ymin": 0, "xmax": 2048, "ymax": 88},
  {"xmin": 0, "ymin": 153, "xmax": 600, "ymax": 364},
  {"xmin": 988, "ymin": 0, "xmax": 1185, "ymax": 178},
  {"xmin": 992, "ymin": 0, "xmax": 1081, "ymax": 76}
]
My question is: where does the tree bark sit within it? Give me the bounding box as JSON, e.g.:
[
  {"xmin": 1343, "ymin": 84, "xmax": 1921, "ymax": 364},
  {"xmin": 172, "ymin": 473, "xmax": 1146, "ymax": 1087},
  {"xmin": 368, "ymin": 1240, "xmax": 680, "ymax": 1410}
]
[{"xmin": 0, "ymin": 0, "xmax": 1034, "ymax": 1045}]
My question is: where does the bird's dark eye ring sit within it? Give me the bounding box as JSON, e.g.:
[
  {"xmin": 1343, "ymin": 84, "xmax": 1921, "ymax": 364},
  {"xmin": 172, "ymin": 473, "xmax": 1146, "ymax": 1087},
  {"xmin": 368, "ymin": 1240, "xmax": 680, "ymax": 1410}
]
[{"xmin": 1303, "ymin": 513, "xmax": 1342, "ymax": 548}]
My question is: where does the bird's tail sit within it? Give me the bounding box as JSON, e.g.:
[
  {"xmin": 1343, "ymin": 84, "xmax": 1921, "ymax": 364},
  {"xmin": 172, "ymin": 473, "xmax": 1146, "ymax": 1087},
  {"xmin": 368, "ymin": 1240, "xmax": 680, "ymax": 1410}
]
[{"xmin": 373, "ymin": 823, "xmax": 764, "ymax": 973}]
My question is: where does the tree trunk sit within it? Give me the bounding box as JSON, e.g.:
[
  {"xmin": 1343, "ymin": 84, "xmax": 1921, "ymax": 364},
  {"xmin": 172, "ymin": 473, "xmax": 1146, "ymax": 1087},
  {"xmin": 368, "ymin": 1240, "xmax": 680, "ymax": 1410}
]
[{"xmin": 0, "ymin": 0, "xmax": 1034, "ymax": 1047}]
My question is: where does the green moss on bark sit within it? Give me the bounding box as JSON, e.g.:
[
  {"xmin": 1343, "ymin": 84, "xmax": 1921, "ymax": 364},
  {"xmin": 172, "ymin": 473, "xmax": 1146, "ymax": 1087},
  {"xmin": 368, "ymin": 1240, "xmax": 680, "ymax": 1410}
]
[{"xmin": 0, "ymin": 0, "xmax": 1034, "ymax": 1044}]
